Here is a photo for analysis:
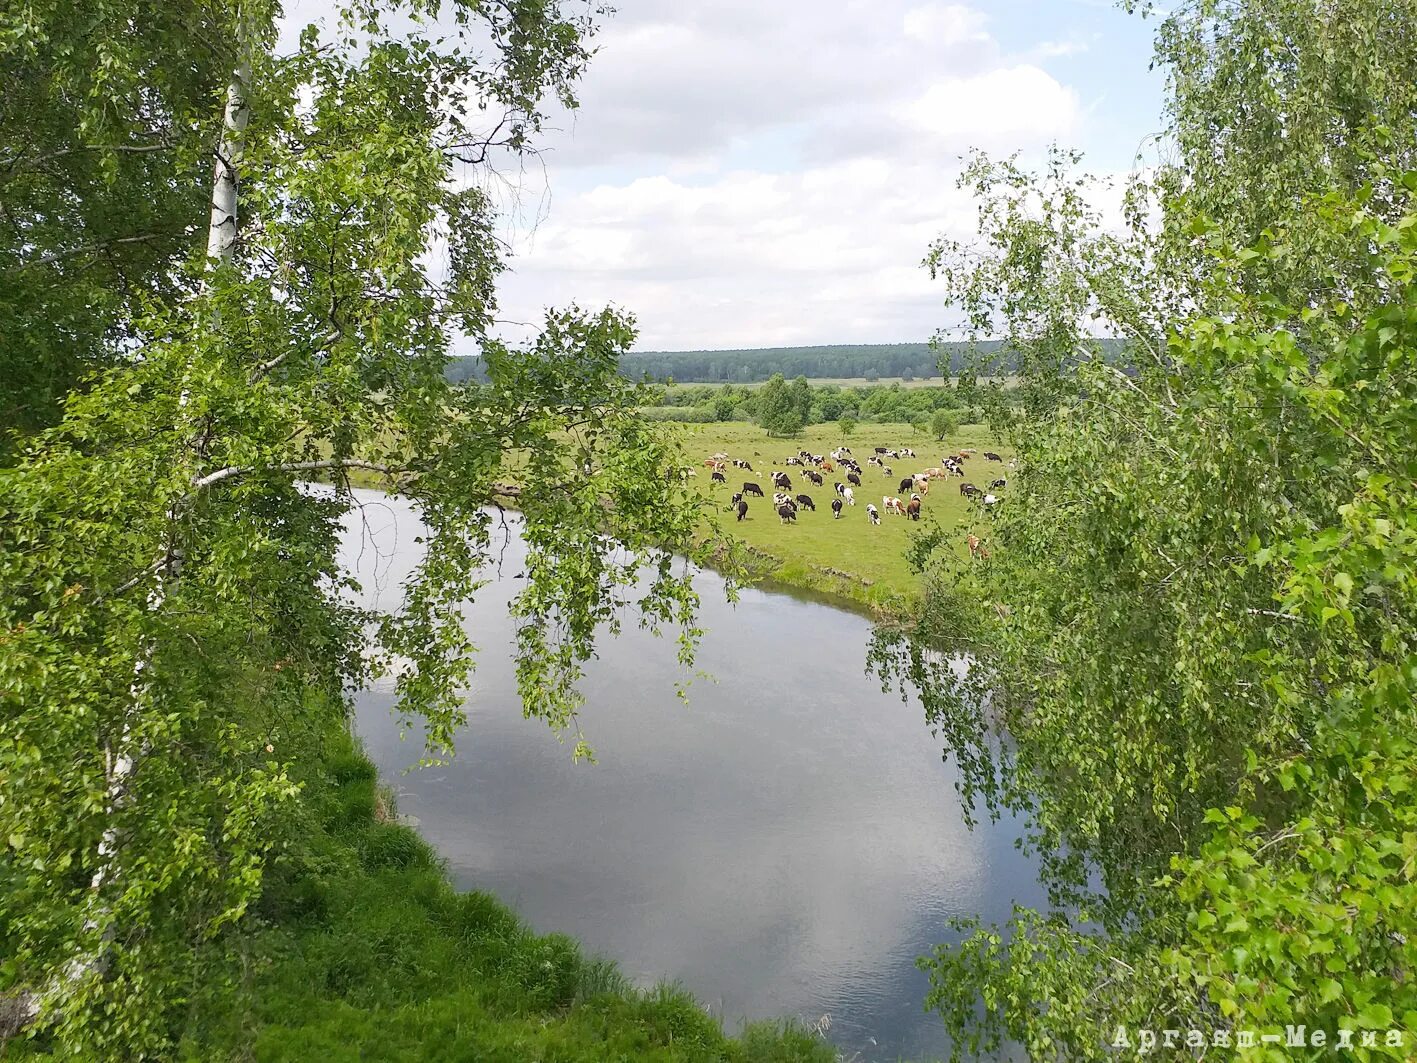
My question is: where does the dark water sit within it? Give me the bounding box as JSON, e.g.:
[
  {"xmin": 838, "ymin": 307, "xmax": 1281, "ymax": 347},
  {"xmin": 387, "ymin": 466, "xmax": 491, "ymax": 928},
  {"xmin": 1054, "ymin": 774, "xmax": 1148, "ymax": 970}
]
[{"xmin": 338, "ymin": 490, "xmax": 1041, "ymax": 1062}]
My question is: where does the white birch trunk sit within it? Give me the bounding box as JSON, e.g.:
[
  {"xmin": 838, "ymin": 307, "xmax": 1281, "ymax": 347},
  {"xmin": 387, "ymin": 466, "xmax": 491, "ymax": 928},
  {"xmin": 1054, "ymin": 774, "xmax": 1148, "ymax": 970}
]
[
  {"xmin": 206, "ymin": 55, "xmax": 251, "ymax": 265},
  {"xmin": 12, "ymin": 45, "xmax": 254, "ymax": 1035}
]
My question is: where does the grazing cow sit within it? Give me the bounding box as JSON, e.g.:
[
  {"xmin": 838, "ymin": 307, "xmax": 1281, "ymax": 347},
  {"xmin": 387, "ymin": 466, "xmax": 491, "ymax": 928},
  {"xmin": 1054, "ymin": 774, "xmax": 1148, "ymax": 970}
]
[
  {"xmin": 967, "ymin": 534, "xmax": 986, "ymax": 559},
  {"xmin": 834, "ymin": 481, "xmax": 847, "ymax": 496},
  {"xmin": 743, "ymin": 482, "xmax": 764, "ymax": 497},
  {"xmin": 983, "ymin": 493, "xmax": 999, "ymax": 506},
  {"xmin": 773, "ymin": 471, "xmax": 792, "ymax": 490},
  {"xmin": 898, "ymin": 476, "xmax": 915, "ymax": 494},
  {"xmin": 874, "ymin": 447, "xmax": 888, "ymax": 454},
  {"xmin": 821, "ymin": 460, "xmax": 834, "ymax": 472},
  {"xmin": 984, "ymin": 451, "xmax": 1003, "ymax": 462},
  {"xmin": 847, "ymin": 471, "xmax": 862, "ymax": 487},
  {"xmin": 843, "ymin": 486, "xmax": 855, "ymax": 506},
  {"xmin": 901, "ymin": 448, "xmax": 916, "ymax": 458},
  {"xmin": 785, "ymin": 456, "xmax": 803, "ymax": 466},
  {"xmin": 734, "ymin": 459, "xmax": 754, "ymax": 471},
  {"xmin": 883, "ymin": 496, "xmax": 904, "ymax": 516},
  {"xmin": 831, "ymin": 497, "xmax": 844, "ymax": 519},
  {"xmin": 866, "ymin": 504, "xmax": 880, "ymax": 525},
  {"xmin": 773, "ymin": 492, "xmax": 793, "ymax": 507},
  {"xmin": 913, "ymin": 476, "xmax": 929, "ymax": 496},
  {"xmin": 777, "ymin": 503, "xmax": 797, "ymax": 524},
  {"xmin": 989, "ymin": 478, "xmax": 1007, "ymax": 489},
  {"xmin": 906, "ymin": 498, "xmax": 921, "ymax": 520},
  {"xmin": 736, "ymin": 500, "xmax": 748, "ymax": 521},
  {"xmin": 730, "ymin": 492, "xmax": 743, "ymax": 507},
  {"xmin": 711, "ymin": 471, "xmax": 726, "ymax": 484},
  {"xmin": 882, "ymin": 466, "xmax": 892, "ymax": 477},
  {"xmin": 805, "ymin": 470, "xmax": 824, "ymax": 486},
  {"xmin": 795, "ymin": 494, "xmax": 816, "ymax": 511},
  {"xmin": 960, "ymin": 482, "xmax": 979, "ymax": 497}
]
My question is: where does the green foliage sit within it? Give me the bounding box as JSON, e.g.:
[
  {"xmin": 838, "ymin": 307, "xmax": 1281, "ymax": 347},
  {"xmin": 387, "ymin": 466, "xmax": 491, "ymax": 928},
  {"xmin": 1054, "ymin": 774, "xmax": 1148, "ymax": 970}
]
[
  {"xmin": 837, "ymin": 414, "xmax": 857, "ymax": 439},
  {"xmin": 0, "ymin": 1, "xmax": 725, "ymax": 1055},
  {"xmin": 929, "ymin": 409, "xmax": 958, "ymax": 440},
  {"xmin": 885, "ymin": 4, "xmax": 1417, "ymax": 1051},
  {"xmin": 0, "ymin": 0, "xmax": 247, "ymax": 450},
  {"xmin": 754, "ymin": 374, "xmax": 802, "ymax": 436}
]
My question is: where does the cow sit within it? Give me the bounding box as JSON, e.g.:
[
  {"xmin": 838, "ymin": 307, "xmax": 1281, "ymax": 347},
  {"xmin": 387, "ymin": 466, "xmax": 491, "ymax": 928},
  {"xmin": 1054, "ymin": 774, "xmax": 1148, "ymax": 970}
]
[
  {"xmin": 984, "ymin": 451, "xmax": 1003, "ymax": 462},
  {"xmin": 967, "ymin": 534, "xmax": 985, "ymax": 558},
  {"xmin": 773, "ymin": 471, "xmax": 792, "ymax": 490},
  {"xmin": 805, "ymin": 470, "xmax": 824, "ymax": 486},
  {"xmin": 906, "ymin": 498, "xmax": 921, "ymax": 520},
  {"xmin": 734, "ymin": 459, "xmax": 754, "ymax": 471},
  {"xmin": 866, "ymin": 503, "xmax": 880, "ymax": 525},
  {"xmin": 847, "ymin": 471, "xmax": 862, "ymax": 487},
  {"xmin": 843, "ymin": 486, "xmax": 855, "ymax": 506},
  {"xmin": 983, "ymin": 493, "xmax": 999, "ymax": 506},
  {"xmin": 901, "ymin": 448, "xmax": 916, "ymax": 458},
  {"xmin": 795, "ymin": 494, "xmax": 816, "ymax": 511},
  {"xmin": 834, "ymin": 481, "xmax": 847, "ymax": 496},
  {"xmin": 882, "ymin": 466, "xmax": 892, "ymax": 477},
  {"xmin": 710, "ymin": 471, "xmax": 726, "ymax": 484},
  {"xmin": 730, "ymin": 492, "xmax": 743, "ymax": 507},
  {"xmin": 913, "ymin": 476, "xmax": 930, "ymax": 496},
  {"xmin": 777, "ymin": 503, "xmax": 797, "ymax": 524},
  {"xmin": 736, "ymin": 500, "xmax": 749, "ymax": 522},
  {"xmin": 898, "ymin": 476, "xmax": 916, "ymax": 494},
  {"xmin": 785, "ymin": 456, "xmax": 803, "ymax": 466},
  {"xmin": 831, "ymin": 497, "xmax": 844, "ymax": 519},
  {"xmin": 874, "ymin": 447, "xmax": 888, "ymax": 454},
  {"xmin": 773, "ymin": 492, "xmax": 794, "ymax": 507},
  {"xmin": 821, "ymin": 460, "xmax": 834, "ymax": 472},
  {"xmin": 883, "ymin": 496, "xmax": 904, "ymax": 515},
  {"xmin": 743, "ymin": 482, "xmax": 764, "ymax": 497},
  {"xmin": 989, "ymin": 478, "xmax": 1007, "ymax": 489},
  {"xmin": 960, "ymin": 482, "xmax": 979, "ymax": 497}
]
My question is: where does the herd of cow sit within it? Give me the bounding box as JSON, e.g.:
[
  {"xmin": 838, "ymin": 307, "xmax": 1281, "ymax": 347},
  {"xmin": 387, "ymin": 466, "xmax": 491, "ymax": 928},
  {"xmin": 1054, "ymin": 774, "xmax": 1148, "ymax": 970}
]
[{"xmin": 702, "ymin": 444, "xmax": 1013, "ymax": 529}]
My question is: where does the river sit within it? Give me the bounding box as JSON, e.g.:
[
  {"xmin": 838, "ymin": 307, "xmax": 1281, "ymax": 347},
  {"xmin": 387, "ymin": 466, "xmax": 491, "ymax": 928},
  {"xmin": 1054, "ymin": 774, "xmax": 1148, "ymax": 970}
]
[{"xmin": 338, "ymin": 489, "xmax": 1041, "ymax": 1062}]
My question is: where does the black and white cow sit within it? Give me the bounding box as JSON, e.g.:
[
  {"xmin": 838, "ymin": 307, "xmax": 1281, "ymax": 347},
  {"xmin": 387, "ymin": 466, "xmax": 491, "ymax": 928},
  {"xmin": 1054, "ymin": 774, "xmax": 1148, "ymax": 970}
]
[
  {"xmin": 795, "ymin": 494, "xmax": 816, "ymax": 511},
  {"xmin": 777, "ymin": 502, "xmax": 797, "ymax": 524},
  {"xmin": 866, "ymin": 503, "xmax": 880, "ymax": 525},
  {"xmin": 831, "ymin": 497, "xmax": 844, "ymax": 519},
  {"xmin": 735, "ymin": 500, "xmax": 748, "ymax": 521},
  {"xmin": 805, "ymin": 469, "xmax": 824, "ymax": 486},
  {"xmin": 772, "ymin": 471, "xmax": 792, "ymax": 490}
]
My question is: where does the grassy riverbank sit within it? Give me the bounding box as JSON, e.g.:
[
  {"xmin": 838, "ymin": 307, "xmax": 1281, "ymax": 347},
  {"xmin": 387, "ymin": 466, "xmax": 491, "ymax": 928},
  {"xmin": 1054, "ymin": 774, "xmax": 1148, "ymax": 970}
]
[
  {"xmin": 683, "ymin": 422, "xmax": 1009, "ymax": 612},
  {"xmin": 127, "ymin": 698, "xmax": 836, "ymax": 1061}
]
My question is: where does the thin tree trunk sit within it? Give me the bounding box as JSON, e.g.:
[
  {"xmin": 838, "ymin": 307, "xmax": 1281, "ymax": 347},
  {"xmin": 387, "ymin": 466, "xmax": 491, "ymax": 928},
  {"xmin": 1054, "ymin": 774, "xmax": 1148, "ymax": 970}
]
[{"xmin": 11, "ymin": 42, "xmax": 254, "ymax": 1035}]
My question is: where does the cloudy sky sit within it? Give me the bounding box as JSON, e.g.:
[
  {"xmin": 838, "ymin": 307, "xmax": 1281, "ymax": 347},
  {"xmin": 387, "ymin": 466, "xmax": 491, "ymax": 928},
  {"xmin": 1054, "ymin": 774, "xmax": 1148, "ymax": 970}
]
[{"xmin": 283, "ymin": 1, "xmax": 1166, "ymax": 352}]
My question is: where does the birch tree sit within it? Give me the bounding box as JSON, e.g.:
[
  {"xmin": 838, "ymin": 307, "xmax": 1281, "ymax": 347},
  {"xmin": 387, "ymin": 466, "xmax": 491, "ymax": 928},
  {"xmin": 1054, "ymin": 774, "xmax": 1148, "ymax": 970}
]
[
  {"xmin": 0, "ymin": 2, "xmax": 717, "ymax": 1056},
  {"xmin": 878, "ymin": 1, "xmax": 1417, "ymax": 1056}
]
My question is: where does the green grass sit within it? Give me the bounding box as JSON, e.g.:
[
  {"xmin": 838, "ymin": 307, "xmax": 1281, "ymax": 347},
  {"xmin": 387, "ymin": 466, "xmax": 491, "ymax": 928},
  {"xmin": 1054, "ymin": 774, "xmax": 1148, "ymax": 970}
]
[
  {"xmin": 153, "ymin": 706, "xmax": 839, "ymax": 1062},
  {"xmin": 684, "ymin": 421, "xmax": 1009, "ymax": 611}
]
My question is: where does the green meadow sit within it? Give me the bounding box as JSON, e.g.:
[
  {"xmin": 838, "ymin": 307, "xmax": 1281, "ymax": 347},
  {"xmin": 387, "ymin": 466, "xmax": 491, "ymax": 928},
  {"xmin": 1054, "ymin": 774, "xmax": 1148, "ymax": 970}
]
[{"xmin": 679, "ymin": 422, "xmax": 1010, "ymax": 610}]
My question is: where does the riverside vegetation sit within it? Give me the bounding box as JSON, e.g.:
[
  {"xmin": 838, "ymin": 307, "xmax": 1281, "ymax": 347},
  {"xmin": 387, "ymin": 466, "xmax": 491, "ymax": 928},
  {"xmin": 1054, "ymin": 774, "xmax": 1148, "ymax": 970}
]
[{"xmin": 0, "ymin": 1, "xmax": 824, "ymax": 1058}]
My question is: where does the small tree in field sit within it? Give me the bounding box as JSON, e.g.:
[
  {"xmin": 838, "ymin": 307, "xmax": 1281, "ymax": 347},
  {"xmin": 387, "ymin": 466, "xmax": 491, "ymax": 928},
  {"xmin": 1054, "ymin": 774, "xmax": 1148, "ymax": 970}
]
[
  {"xmin": 838, "ymin": 414, "xmax": 857, "ymax": 440},
  {"xmin": 930, "ymin": 409, "xmax": 959, "ymax": 441}
]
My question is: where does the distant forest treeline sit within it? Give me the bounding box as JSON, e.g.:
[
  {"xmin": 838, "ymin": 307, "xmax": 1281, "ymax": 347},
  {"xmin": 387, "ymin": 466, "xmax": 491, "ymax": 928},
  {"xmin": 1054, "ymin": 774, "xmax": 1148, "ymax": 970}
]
[{"xmin": 445, "ymin": 341, "xmax": 1014, "ymax": 385}]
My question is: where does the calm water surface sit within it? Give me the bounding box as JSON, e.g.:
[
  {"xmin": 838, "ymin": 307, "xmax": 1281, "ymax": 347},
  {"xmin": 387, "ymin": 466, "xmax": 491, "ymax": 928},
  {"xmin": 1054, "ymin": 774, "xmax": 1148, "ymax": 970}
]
[{"xmin": 338, "ymin": 490, "xmax": 1041, "ymax": 1062}]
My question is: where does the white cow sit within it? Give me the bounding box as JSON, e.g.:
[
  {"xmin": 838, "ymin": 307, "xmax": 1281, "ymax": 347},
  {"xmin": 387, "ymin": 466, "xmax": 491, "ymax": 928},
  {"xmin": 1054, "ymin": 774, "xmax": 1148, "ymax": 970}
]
[
  {"xmin": 842, "ymin": 486, "xmax": 855, "ymax": 506},
  {"xmin": 866, "ymin": 503, "xmax": 880, "ymax": 525}
]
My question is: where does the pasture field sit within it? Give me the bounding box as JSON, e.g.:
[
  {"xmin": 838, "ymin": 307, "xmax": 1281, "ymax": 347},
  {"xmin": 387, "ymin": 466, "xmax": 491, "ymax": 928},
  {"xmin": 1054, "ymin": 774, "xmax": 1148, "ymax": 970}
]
[{"xmin": 679, "ymin": 421, "xmax": 1010, "ymax": 610}]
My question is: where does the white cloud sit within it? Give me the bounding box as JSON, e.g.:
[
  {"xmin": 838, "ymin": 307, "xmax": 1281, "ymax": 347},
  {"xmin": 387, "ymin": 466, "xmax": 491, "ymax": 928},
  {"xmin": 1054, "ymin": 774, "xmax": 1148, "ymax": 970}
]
[
  {"xmin": 902, "ymin": 2, "xmax": 993, "ymax": 47},
  {"xmin": 900, "ymin": 65, "xmax": 1081, "ymax": 149},
  {"xmin": 281, "ymin": 0, "xmax": 1156, "ymax": 351}
]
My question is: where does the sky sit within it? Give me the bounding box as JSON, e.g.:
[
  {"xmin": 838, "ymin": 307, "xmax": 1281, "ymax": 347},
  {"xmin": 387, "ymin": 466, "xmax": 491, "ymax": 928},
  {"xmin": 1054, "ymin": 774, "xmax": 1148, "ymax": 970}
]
[{"xmin": 280, "ymin": 1, "xmax": 1167, "ymax": 352}]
